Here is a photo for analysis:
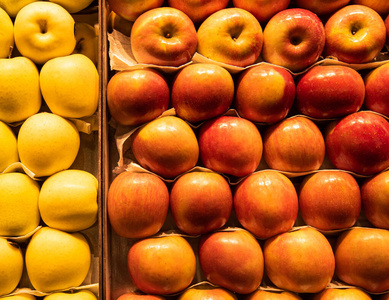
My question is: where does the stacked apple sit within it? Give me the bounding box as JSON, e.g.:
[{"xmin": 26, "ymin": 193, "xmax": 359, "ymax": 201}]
[
  {"xmin": 105, "ymin": 0, "xmax": 389, "ymax": 299},
  {"xmin": 0, "ymin": 0, "xmax": 101, "ymax": 299}
]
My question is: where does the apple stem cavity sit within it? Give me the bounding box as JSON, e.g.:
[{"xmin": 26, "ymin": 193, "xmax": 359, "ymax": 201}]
[{"xmin": 39, "ymin": 19, "xmax": 48, "ymax": 34}]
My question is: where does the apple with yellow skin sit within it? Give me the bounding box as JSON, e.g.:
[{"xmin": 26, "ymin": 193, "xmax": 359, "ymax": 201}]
[
  {"xmin": 235, "ymin": 64, "xmax": 295, "ymax": 124},
  {"xmin": 232, "ymin": 0, "xmax": 290, "ymax": 24},
  {"xmin": 352, "ymin": 0, "xmax": 389, "ymax": 16},
  {"xmin": 107, "ymin": 11, "xmax": 133, "ymax": 36},
  {"xmin": 0, "ymin": 238, "xmax": 23, "ymax": 296},
  {"xmin": 264, "ymin": 227, "xmax": 335, "ymax": 293},
  {"xmin": 131, "ymin": 116, "xmax": 199, "ymax": 179},
  {"xmin": 324, "ymin": 5, "xmax": 386, "ymax": 64},
  {"xmin": 311, "ymin": 288, "xmax": 372, "ymax": 300},
  {"xmin": 0, "ymin": 0, "xmax": 37, "ymax": 18},
  {"xmin": 0, "ymin": 7, "xmax": 13, "ymax": 58},
  {"xmin": 245, "ymin": 290, "xmax": 302, "ymax": 300},
  {"xmin": 295, "ymin": 0, "xmax": 350, "ymax": 15},
  {"xmin": 0, "ymin": 120, "xmax": 18, "ymax": 172},
  {"xmin": 171, "ymin": 63, "xmax": 234, "ymax": 123},
  {"xmin": 2, "ymin": 294, "xmax": 37, "ymax": 300},
  {"xmin": 131, "ymin": 7, "xmax": 197, "ymax": 67},
  {"xmin": 199, "ymin": 229, "xmax": 264, "ymax": 294},
  {"xmin": 298, "ymin": 170, "xmax": 361, "ymax": 231},
  {"xmin": 48, "ymin": 0, "xmax": 95, "ymax": 13},
  {"xmin": 128, "ymin": 235, "xmax": 196, "ymax": 295},
  {"xmin": 178, "ymin": 286, "xmax": 237, "ymax": 300},
  {"xmin": 167, "ymin": 0, "xmax": 229, "ymax": 24},
  {"xmin": 107, "ymin": 0, "xmax": 164, "ymax": 22},
  {"xmin": 43, "ymin": 290, "xmax": 97, "ymax": 300},
  {"xmin": 335, "ymin": 227, "xmax": 389, "ymax": 293},
  {"xmin": 197, "ymin": 8, "xmax": 263, "ymax": 67},
  {"xmin": 73, "ymin": 22, "xmax": 98, "ymax": 65},
  {"xmin": 234, "ymin": 170, "xmax": 298, "ymax": 240}
]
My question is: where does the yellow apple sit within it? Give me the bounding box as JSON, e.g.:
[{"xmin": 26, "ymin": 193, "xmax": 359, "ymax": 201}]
[
  {"xmin": 25, "ymin": 227, "xmax": 91, "ymax": 293},
  {"xmin": 0, "ymin": 7, "xmax": 13, "ymax": 58},
  {"xmin": 48, "ymin": 0, "xmax": 95, "ymax": 13},
  {"xmin": 44, "ymin": 290, "xmax": 97, "ymax": 300},
  {"xmin": 0, "ymin": 237, "xmax": 23, "ymax": 296},
  {"xmin": 107, "ymin": 11, "xmax": 133, "ymax": 36},
  {"xmin": 0, "ymin": 0, "xmax": 37, "ymax": 18},
  {"xmin": 40, "ymin": 54, "xmax": 99, "ymax": 119},
  {"xmin": 0, "ymin": 56, "xmax": 41, "ymax": 124},
  {"xmin": 0, "ymin": 120, "xmax": 18, "ymax": 172},
  {"xmin": 13, "ymin": 1, "xmax": 76, "ymax": 65},
  {"xmin": 73, "ymin": 23, "xmax": 98, "ymax": 65},
  {"xmin": 0, "ymin": 172, "xmax": 40, "ymax": 236},
  {"xmin": 17, "ymin": 112, "xmax": 80, "ymax": 178},
  {"xmin": 39, "ymin": 169, "xmax": 98, "ymax": 232},
  {"xmin": 1, "ymin": 294, "xmax": 37, "ymax": 300}
]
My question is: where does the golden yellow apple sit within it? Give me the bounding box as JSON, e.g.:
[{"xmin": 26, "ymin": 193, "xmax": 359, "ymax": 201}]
[
  {"xmin": 0, "ymin": 7, "xmax": 13, "ymax": 58},
  {"xmin": 44, "ymin": 290, "xmax": 97, "ymax": 300},
  {"xmin": 0, "ymin": 0, "xmax": 37, "ymax": 18},
  {"xmin": 0, "ymin": 120, "xmax": 18, "ymax": 172},
  {"xmin": 48, "ymin": 0, "xmax": 95, "ymax": 13},
  {"xmin": 73, "ymin": 23, "xmax": 98, "ymax": 65},
  {"xmin": 0, "ymin": 237, "xmax": 23, "ymax": 296}
]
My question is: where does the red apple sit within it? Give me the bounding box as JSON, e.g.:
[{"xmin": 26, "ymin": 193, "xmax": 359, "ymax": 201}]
[
  {"xmin": 298, "ymin": 170, "xmax": 361, "ymax": 231},
  {"xmin": 234, "ymin": 170, "xmax": 298, "ymax": 240},
  {"xmin": 262, "ymin": 8, "xmax": 325, "ymax": 73},
  {"xmin": 324, "ymin": 5, "xmax": 386, "ymax": 64},
  {"xmin": 311, "ymin": 288, "xmax": 372, "ymax": 300},
  {"xmin": 352, "ymin": 0, "xmax": 389, "ymax": 16},
  {"xmin": 199, "ymin": 229, "xmax": 264, "ymax": 294},
  {"xmin": 171, "ymin": 63, "xmax": 234, "ymax": 123},
  {"xmin": 296, "ymin": 65, "xmax": 365, "ymax": 119},
  {"xmin": 178, "ymin": 285, "xmax": 237, "ymax": 300},
  {"xmin": 128, "ymin": 235, "xmax": 196, "ymax": 295},
  {"xmin": 361, "ymin": 171, "xmax": 389, "ymax": 229},
  {"xmin": 197, "ymin": 8, "xmax": 263, "ymax": 67},
  {"xmin": 295, "ymin": 0, "xmax": 350, "ymax": 15},
  {"xmin": 231, "ymin": 0, "xmax": 291, "ymax": 24},
  {"xmin": 170, "ymin": 171, "xmax": 233, "ymax": 236},
  {"xmin": 263, "ymin": 116, "xmax": 325, "ymax": 173},
  {"xmin": 117, "ymin": 294, "xmax": 166, "ymax": 300},
  {"xmin": 107, "ymin": 68, "xmax": 170, "ymax": 127},
  {"xmin": 107, "ymin": 0, "xmax": 164, "ymax": 22},
  {"xmin": 130, "ymin": 7, "xmax": 197, "ymax": 67},
  {"xmin": 364, "ymin": 62, "xmax": 389, "ymax": 117},
  {"xmin": 235, "ymin": 64, "xmax": 295, "ymax": 124},
  {"xmin": 246, "ymin": 290, "xmax": 302, "ymax": 300},
  {"xmin": 385, "ymin": 14, "xmax": 389, "ymax": 45},
  {"xmin": 325, "ymin": 111, "xmax": 389, "ymax": 176},
  {"xmin": 263, "ymin": 227, "xmax": 335, "ymax": 293},
  {"xmin": 131, "ymin": 116, "xmax": 199, "ymax": 179},
  {"xmin": 107, "ymin": 171, "xmax": 169, "ymax": 239},
  {"xmin": 334, "ymin": 227, "xmax": 389, "ymax": 293},
  {"xmin": 167, "ymin": 0, "xmax": 229, "ymax": 24},
  {"xmin": 198, "ymin": 116, "xmax": 263, "ymax": 178}
]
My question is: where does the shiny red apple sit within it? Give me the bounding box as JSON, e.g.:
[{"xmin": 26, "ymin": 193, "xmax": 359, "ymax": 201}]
[
  {"xmin": 117, "ymin": 294, "xmax": 166, "ymax": 300},
  {"xmin": 311, "ymin": 287, "xmax": 372, "ymax": 300},
  {"xmin": 178, "ymin": 285, "xmax": 237, "ymax": 300},
  {"xmin": 107, "ymin": 0, "xmax": 164, "ymax": 22},
  {"xmin": 246, "ymin": 290, "xmax": 302, "ymax": 300},
  {"xmin": 294, "ymin": 0, "xmax": 350, "ymax": 15},
  {"xmin": 364, "ymin": 62, "xmax": 389, "ymax": 117},
  {"xmin": 352, "ymin": 0, "xmax": 389, "ymax": 16}
]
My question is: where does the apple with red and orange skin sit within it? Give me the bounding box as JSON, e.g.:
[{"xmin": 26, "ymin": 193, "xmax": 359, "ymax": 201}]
[
  {"xmin": 107, "ymin": 0, "xmax": 164, "ymax": 22},
  {"xmin": 364, "ymin": 62, "xmax": 389, "ymax": 117},
  {"xmin": 235, "ymin": 64, "xmax": 295, "ymax": 124},
  {"xmin": 131, "ymin": 116, "xmax": 199, "ymax": 179},
  {"xmin": 128, "ymin": 235, "xmax": 196, "ymax": 295},
  {"xmin": 171, "ymin": 63, "xmax": 234, "ymax": 123},
  {"xmin": 295, "ymin": 0, "xmax": 350, "ymax": 16},
  {"xmin": 170, "ymin": 171, "xmax": 233, "ymax": 236},
  {"xmin": 167, "ymin": 0, "xmax": 229, "ymax": 24},
  {"xmin": 296, "ymin": 65, "xmax": 365, "ymax": 119},
  {"xmin": 197, "ymin": 8, "xmax": 263, "ymax": 67},
  {"xmin": 130, "ymin": 7, "xmax": 197, "ymax": 67},
  {"xmin": 234, "ymin": 170, "xmax": 298, "ymax": 240},
  {"xmin": 361, "ymin": 171, "xmax": 389, "ymax": 229},
  {"xmin": 262, "ymin": 8, "xmax": 325, "ymax": 73},
  {"xmin": 246, "ymin": 290, "xmax": 302, "ymax": 300},
  {"xmin": 264, "ymin": 227, "xmax": 335, "ymax": 294},
  {"xmin": 298, "ymin": 170, "xmax": 361, "ymax": 231},
  {"xmin": 385, "ymin": 14, "xmax": 389, "ymax": 45},
  {"xmin": 311, "ymin": 288, "xmax": 372, "ymax": 300},
  {"xmin": 107, "ymin": 171, "xmax": 169, "ymax": 239},
  {"xmin": 107, "ymin": 68, "xmax": 170, "ymax": 127},
  {"xmin": 199, "ymin": 229, "xmax": 264, "ymax": 294},
  {"xmin": 178, "ymin": 285, "xmax": 237, "ymax": 300},
  {"xmin": 325, "ymin": 111, "xmax": 389, "ymax": 176},
  {"xmin": 324, "ymin": 5, "xmax": 386, "ymax": 64},
  {"xmin": 334, "ymin": 227, "xmax": 389, "ymax": 293},
  {"xmin": 198, "ymin": 116, "xmax": 263, "ymax": 178},
  {"xmin": 263, "ymin": 116, "xmax": 325, "ymax": 173},
  {"xmin": 352, "ymin": 0, "xmax": 389, "ymax": 16},
  {"xmin": 117, "ymin": 294, "xmax": 166, "ymax": 300},
  {"xmin": 231, "ymin": 0, "xmax": 290, "ymax": 24}
]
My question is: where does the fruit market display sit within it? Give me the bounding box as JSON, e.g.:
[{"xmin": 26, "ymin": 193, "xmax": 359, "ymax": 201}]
[{"xmin": 0, "ymin": 0, "xmax": 100, "ymax": 299}]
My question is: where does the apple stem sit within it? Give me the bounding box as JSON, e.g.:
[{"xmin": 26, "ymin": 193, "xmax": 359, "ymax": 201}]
[{"xmin": 7, "ymin": 46, "xmax": 13, "ymax": 59}]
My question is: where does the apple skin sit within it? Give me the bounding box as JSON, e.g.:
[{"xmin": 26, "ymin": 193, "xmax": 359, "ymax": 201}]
[
  {"xmin": 178, "ymin": 286, "xmax": 237, "ymax": 300},
  {"xmin": 325, "ymin": 111, "xmax": 389, "ymax": 176},
  {"xmin": 352, "ymin": 0, "xmax": 389, "ymax": 16},
  {"xmin": 296, "ymin": 65, "xmax": 365, "ymax": 119},
  {"xmin": 128, "ymin": 235, "xmax": 196, "ymax": 295},
  {"xmin": 294, "ymin": 0, "xmax": 350, "ymax": 15},
  {"xmin": 324, "ymin": 4, "xmax": 386, "ymax": 64},
  {"xmin": 263, "ymin": 116, "xmax": 325, "ymax": 173},
  {"xmin": 171, "ymin": 63, "xmax": 234, "ymax": 123},
  {"xmin": 107, "ymin": 0, "xmax": 164, "ymax": 22},
  {"xmin": 107, "ymin": 171, "xmax": 169, "ymax": 239},
  {"xmin": 311, "ymin": 288, "xmax": 372, "ymax": 300},
  {"xmin": 167, "ymin": 0, "xmax": 229, "ymax": 24},
  {"xmin": 298, "ymin": 170, "xmax": 361, "ymax": 231},
  {"xmin": 386, "ymin": 14, "xmax": 389, "ymax": 45},
  {"xmin": 264, "ymin": 227, "xmax": 335, "ymax": 293},
  {"xmin": 235, "ymin": 64, "xmax": 295, "ymax": 124},
  {"xmin": 107, "ymin": 11, "xmax": 133, "ymax": 36},
  {"xmin": 245, "ymin": 290, "xmax": 302, "ymax": 300},
  {"xmin": 198, "ymin": 229, "xmax": 264, "ymax": 294},
  {"xmin": 107, "ymin": 68, "xmax": 170, "ymax": 127},
  {"xmin": 198, "ymin": 116, "xmax": 263, "ymax": 178},
  {"xmin": 130, "ymin": 7, "xmax": 197, "ymax": 67},
  {"xmin": 0, "ymin": 7, "xmax": 13, "ymax": 58},
  {"xmin": 234, "ymin": 170, "xmax": 298, "ymax": 240},
  {"xmin": 363, "ymin": 62, "xmax": 389, "ymax": 117},
  {"xmin": 361, "ymin": 171, "xmax": 389, "ymax": 229},
  {"xmin": 262, "ymin": 8, "xmax": 325, "ymax": 73},
  {"xmin": 73, "ymin": 22, "xmax": 98, "ymax": 65},
  {"xmin": 334, "ymin": 227, "xmax": 389, "ymax": 293},
  {"xmin": 117, "ymin": 293, "xmax": 165, "ymax": 300},
  {"xmin": 197, "ymin": 8, "xmax": 263, "ymax": 67},
  {"xmin": 232, "ymin": 0, "xmax": 290, "ymax": 24},
  {"xmin": 131, "ymin": 116, "xmax": 199, "ymax": 179},
  {"xmin": 170, "ymin": 171, "xmax": 233, "ymax": 236}
]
